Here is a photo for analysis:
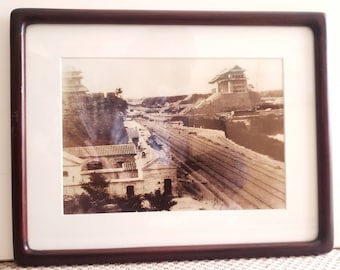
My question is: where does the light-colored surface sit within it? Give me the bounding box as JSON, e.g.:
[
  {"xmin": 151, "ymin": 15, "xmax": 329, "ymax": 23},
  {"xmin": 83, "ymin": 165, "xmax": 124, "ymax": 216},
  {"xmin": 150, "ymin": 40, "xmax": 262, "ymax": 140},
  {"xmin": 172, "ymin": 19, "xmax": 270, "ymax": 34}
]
[
  {"xmin": 25, "ymin": 23, "xmax": 317, "ymax": 250},
  {"xmin": 0, "ymin": 0, "xmax": 339, "ymax": 262}
]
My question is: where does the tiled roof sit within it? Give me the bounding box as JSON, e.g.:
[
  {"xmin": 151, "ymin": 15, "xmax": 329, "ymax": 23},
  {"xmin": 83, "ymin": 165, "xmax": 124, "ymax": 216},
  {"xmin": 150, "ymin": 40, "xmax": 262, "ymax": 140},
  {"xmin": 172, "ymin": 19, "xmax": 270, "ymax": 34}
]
[
  {"xmin": 64, "ymin": 144, "xmax": 136, "ymax": 158},
  {"xmin": 143, "ymin": 157, "xmax": 177, "ymax": 170},
  {"xmin": 123, "ymin": 162, "xmax": 137, "ymax": 171},
  {"xmin": 209, "ymin": 65, "xmax": 245, "ymax": 83}
]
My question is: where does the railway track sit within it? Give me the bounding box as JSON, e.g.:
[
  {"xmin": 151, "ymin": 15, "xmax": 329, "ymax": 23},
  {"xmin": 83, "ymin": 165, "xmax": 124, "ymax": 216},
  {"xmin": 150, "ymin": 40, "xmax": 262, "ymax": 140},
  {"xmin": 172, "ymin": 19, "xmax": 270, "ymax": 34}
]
[
  {"xmin": 185, "ymin": 133, "xmax": 285, "ymax": 197},
  {"xmin": 169, "ymin": 152, "xmax": 245, "ymax": 209},
  {"xmin": 159, "ymin": 127, "xmax": 283, "ymax": 208},
  {"xmin": 194, "ymin": 133, "xmax": 285, "ymax": 180},
  {"xmin": 139, "ymin": 118, "xmax": 285, "ymax": 209}
]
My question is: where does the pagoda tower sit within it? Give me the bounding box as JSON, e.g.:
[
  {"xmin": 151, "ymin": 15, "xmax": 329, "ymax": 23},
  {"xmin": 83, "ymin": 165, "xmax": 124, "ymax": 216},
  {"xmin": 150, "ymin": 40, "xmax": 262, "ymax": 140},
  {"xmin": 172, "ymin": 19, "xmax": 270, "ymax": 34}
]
[{"xmin": 209, "ymin": 65, "xmax": 248, "ymax": 94}]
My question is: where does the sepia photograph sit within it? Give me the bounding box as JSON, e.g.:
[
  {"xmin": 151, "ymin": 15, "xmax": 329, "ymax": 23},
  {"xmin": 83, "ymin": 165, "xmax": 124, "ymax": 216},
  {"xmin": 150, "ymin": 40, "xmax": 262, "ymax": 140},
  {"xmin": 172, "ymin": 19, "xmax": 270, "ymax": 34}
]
[{"xmin": 62, "ymin": 58, "xmax": 285, "ymax": 214}]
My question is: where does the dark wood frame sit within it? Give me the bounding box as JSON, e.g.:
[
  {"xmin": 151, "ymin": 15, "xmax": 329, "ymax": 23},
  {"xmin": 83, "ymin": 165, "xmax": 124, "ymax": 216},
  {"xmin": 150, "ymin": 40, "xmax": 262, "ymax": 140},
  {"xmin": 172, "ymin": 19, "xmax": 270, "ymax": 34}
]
[{"xmin": 10, "ymin": 8, "xmax": 332, "ymax": 266}]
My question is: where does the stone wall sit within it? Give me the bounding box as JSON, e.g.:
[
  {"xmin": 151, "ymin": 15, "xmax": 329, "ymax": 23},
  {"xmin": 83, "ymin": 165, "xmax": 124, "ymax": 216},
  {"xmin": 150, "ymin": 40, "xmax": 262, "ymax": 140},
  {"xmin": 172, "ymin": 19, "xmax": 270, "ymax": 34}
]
[
  {"xmin": 63, "ymin": 92, "xmax": 128, "ymax": 147},
  {"xmin": 192, "ymin": 92, "xmax": 254, "ymax": 114}
]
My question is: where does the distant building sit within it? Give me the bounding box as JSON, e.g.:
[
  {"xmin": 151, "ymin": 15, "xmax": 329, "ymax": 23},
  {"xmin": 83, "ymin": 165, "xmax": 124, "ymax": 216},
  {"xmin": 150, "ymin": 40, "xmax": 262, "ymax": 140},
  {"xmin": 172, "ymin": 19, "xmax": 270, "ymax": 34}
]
[
  {"xmin": 209, "ymin": 65, "xmax": 248, "ymax": 94},
  {"xmin": 63, "ymin": 69, "xmax": 89, "ymax": 94},
  {"xmin": 62, "ymin": 69, "xmax": 89, "ymax": 114},
  {"xmin": 188, "ymin": 65, "xmax": 254, "ymax": 113}
]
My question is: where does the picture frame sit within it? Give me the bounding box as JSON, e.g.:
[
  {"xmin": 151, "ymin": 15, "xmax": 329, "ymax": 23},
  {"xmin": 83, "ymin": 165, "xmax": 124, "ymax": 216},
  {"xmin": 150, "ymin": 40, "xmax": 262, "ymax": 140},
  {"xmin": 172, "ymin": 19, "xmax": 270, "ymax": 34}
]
[{"xmin": 10, "ymin": 8, "xmax": 332, "ymax": 266}]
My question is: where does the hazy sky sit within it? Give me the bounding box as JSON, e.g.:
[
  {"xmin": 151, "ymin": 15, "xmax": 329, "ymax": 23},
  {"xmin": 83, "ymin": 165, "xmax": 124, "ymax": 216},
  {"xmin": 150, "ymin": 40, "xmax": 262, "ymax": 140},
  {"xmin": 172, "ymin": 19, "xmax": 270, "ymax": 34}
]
[{"xmin": 63, "ymin": 58, "xmax": 283, "ymax": 99}]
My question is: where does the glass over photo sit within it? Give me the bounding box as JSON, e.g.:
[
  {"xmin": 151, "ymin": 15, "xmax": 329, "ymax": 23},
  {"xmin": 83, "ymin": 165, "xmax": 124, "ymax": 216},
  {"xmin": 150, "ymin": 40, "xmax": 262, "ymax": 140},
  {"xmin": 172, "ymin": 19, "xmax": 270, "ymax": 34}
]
[{"xmin": 62, "ymin": 58, "xmax": 285, "ymax": 214}]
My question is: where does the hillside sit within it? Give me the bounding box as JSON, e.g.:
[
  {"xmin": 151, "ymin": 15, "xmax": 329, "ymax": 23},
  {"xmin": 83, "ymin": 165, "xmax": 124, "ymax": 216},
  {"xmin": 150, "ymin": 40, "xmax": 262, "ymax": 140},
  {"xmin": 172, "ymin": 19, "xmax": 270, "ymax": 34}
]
[
  {"xmin": 139, "ymin": 91, "xmax": 264, "ymax": 115},
  {"xmin": 179, "ymin": 93, "xmax": 211, "ymax": 104},
  {"xmin": 141, "ymin": 95, "xmax": 187, "ymax": 107},
  {"xmin": 189, "ymin": 91, "xmax": 261, "ymax": 114}
]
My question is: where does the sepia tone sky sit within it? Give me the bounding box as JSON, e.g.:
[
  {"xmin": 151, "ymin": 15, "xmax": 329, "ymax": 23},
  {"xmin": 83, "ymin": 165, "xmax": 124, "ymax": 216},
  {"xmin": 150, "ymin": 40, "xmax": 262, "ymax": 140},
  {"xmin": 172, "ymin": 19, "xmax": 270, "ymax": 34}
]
[{"xmin": 62, "ymin": 58, "xmax": 283, "ymax": 99}]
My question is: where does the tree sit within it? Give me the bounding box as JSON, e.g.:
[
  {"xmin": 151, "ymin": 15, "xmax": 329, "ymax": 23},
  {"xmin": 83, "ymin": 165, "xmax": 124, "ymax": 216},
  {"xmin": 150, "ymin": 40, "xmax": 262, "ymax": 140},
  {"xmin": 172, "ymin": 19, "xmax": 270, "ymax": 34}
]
[
  {"xmin": 113, "ymin": 194, "xmax": 146, "ymax": 212},
  {"xmin": 80, "ymin": 172, "xmax": 111, "ymax": 213},
  {"xmin": 64, "ymin": 195, "xmax": 81, "ymax": 214},
  {"xmin": 115, "ymin": 87, "xmax": 123, "ymax": 97},
  {"xmin": 110, "ymin": 188, "xmax": 178, "ymax": 212},
  {"xmin": 78, "ymin": 193, "xmax": 92, "ymax": 213},
  {"xmin": 144, "ymin": 189, "xmax": 177, "ymax": 211}
]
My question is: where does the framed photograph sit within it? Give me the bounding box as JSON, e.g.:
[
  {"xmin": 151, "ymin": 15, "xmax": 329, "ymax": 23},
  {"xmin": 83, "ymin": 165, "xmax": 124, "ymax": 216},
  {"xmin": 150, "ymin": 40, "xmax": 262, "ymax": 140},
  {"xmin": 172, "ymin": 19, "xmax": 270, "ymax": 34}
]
[{"xmin": 10, "ymin": 9, "xmax": 332, "ymax": 265}]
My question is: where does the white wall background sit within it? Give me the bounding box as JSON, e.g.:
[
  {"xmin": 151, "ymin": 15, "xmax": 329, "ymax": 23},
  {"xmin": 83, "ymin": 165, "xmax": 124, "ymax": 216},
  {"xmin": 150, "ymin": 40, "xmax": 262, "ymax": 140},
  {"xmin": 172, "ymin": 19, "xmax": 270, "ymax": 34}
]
[{"xmin": 0, "ymin": 0, "xmax": 338, "ymax": 260}]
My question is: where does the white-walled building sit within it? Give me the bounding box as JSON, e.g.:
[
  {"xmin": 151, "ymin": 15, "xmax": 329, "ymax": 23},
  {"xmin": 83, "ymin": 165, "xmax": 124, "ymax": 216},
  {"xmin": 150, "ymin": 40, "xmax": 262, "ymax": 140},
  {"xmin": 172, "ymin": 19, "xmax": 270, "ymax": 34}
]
[
  {"xmin": 63, "ymin": 152, "xmax": 83, "ymax": 196},
  {"xmin": 142, "ymin": 157, "xmax": 178, "ymax": 196},
  {"xmin": 63, "ymin": 144, "xmax": 139, "ymax": 197},
  {"xmin": 63, "ymin": 142, "xmax": 178, "ymax": 198}
]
